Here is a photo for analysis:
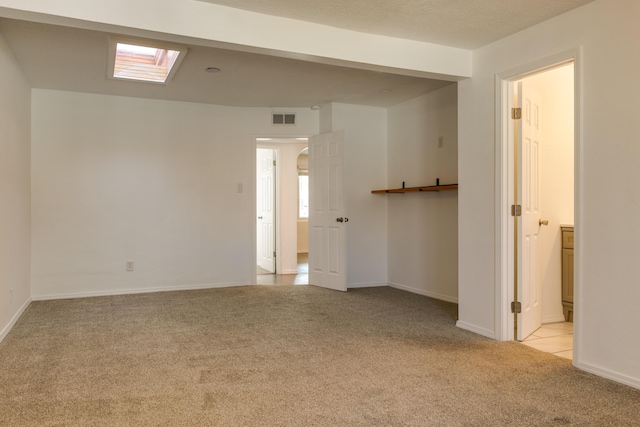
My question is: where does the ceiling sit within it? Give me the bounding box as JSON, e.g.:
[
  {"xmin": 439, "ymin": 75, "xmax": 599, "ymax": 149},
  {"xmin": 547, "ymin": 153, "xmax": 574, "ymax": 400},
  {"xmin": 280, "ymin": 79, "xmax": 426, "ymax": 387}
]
[
  {"xmin": 0, "ymin": 1, "xmax": 593, "ymax": 108},
  {"xmin": 197, "ymin": 0, "xmax": 593, "ymax": 49}
]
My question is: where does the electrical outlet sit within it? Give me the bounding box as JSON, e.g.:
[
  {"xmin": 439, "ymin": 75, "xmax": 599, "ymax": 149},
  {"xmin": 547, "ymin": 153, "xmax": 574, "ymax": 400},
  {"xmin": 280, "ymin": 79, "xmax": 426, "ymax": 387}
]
[
  {"xmin": 126, "ymin": 261, "xmax": 134, "ymax": 271},
  {"xmin": 438, "ymin": 136, "xmax": 444, "ymax": 148}
]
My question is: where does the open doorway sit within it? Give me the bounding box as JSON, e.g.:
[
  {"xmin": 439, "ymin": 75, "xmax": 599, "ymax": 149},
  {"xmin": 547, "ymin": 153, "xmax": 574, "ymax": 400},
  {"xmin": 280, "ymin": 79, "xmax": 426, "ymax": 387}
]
[
  {"xmin": 495, "ymin": 51, "xmax": 581, "ymax": 361},
  {"xmin": 255, "ymin": 138, "xmax": 309, "ymax": 285},
  {"xmin": 296, "ymin": 147, "xmax": 310, "ymax": 281},
  {"xmin": 514, "ymin": 64, "xmax": 575, "ymax": 358}
]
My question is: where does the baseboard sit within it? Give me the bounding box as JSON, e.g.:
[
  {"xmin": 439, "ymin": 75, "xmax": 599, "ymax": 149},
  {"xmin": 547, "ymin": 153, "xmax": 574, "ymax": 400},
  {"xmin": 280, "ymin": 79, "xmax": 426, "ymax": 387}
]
[
  {"xmin": 542, "ymin": 314, "xmax": 567, "ymax": 324},
  {"xmin": 280, "ymin": 269, "xmax": 299, "ymax": 275},
  {"xmin": 347, "ymin": 282, "xmax": 387, "ymax": 289},
  {"xmin": 31, "ymin": 282, "xmax": 251, "ymax": 301},
  {"xmin": 0, "ymin": 297, "xmax": 31, "ymax": 343},
  {"xmin": 387, "ymin": 282, "xmax": 458, "ymax": 304},
  {"xmin": 575, "ymin": 360, "xmax": 640, "ymax": 391},
  {"xmin": 456, "ymin": 320, "xmax": 497, "ymax": 340}
]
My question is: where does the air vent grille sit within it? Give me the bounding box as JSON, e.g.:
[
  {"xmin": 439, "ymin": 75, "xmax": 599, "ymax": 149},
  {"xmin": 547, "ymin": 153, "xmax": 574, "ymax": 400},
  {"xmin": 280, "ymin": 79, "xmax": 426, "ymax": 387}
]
[{"xmin": 272, "ymin": 113, "xmax": 296, "ymax": 126}]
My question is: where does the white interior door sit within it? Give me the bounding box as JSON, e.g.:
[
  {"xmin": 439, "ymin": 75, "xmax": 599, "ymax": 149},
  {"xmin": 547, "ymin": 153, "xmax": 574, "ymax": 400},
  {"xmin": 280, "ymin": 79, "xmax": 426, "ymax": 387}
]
[
  {"xmin": 308, "ymin": 131, "xmax": 347, "ymax": 292},
  {"xmin": 257, "ymin": 148, "xmax": 275, "ymax": 273},
  {"xmin": 517, "ymin": 81, "xmax": 543, "ymax": 341}
]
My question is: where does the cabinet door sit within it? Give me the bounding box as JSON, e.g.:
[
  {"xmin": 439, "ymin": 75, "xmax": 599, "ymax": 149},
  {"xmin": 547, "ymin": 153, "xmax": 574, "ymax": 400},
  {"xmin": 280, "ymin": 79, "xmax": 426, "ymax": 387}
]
[{"xmin": 562, "ymin": 248, "xmax": 574, "ymax": 303}]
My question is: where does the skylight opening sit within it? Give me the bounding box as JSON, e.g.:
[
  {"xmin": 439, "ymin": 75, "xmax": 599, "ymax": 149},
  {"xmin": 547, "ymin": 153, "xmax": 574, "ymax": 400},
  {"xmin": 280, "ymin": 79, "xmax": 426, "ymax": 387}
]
[{"xmin": 108, "ymin": 38, "xmax": 187, "ymax": 84}]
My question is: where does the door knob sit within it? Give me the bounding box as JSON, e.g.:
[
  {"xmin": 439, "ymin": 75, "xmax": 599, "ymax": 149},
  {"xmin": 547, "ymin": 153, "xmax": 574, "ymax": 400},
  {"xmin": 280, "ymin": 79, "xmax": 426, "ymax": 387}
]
[
  {"xmin": 258, "ymin": 216, "xmax": 263, "ymax": 220},
  {"xmin": 336, "ymin": 217, "xmax": 344, "ymax": 222},
  {"xmin": 539, "ymin": 219, "xmax": 549, "ymax": 226}
]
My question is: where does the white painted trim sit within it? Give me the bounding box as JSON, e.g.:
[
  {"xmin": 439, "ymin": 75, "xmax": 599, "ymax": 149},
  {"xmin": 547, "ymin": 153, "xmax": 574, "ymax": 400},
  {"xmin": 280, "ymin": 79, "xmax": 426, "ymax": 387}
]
[
  {"xmin": 0, "ymin": 297, "xmax": 32, "ymax": 343},
  {"xmin": 252, "ymin": 138, "xmax": 258, "ymax": 284},
  {"xmin": 388, "ymin": 282, "xmax": 458, "ymax": 304},
  {"xmin": 280, "ymin": 269, "xmax": 299, "ymax": 275},
  {"xmin": 31, "ymin": 282, "xmax": 251, "ymax": 301},
  {"xmin": 347, "ymin": 282, "xmax": 387, "ymax": 289},
  {"xmin": 575, "ymin": 361, "xmax": 640, "ymax": 391},
  {"xmin": 494, "ymin": 73, "xmax": 513, "ymax": 342},
  {"xmin": 455, "ymin": 320, "xmax": 496, "ymax": 340},
  {"xmin": 571, "ymin": 48, "xmax": 585, "ymax": 369},
  {"xmin": 494, "ymin": 48, "xmax": 582, "ymax": 345}
]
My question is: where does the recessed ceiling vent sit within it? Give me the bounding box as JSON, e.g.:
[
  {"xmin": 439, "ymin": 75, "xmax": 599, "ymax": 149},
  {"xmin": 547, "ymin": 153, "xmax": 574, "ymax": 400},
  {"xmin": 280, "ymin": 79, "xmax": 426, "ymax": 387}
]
[{"xmin": 272, "ymin": 113, "xmax": 296, "ymax": 126}]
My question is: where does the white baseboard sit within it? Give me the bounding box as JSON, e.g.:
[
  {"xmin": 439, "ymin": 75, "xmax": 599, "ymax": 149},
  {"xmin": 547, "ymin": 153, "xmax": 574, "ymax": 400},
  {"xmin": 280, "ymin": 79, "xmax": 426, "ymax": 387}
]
[
  {"xmin": 31, "ymin": 282, "xmax": 251, "ymax": 301},
  {"xmin": 0, "ymin": 297, "xmax": 31, "ymax": 343},
  {"xmin": 542, "ymin": 314, "xmax": 567, "ymax": 324},
  {"xmin": 456, "ymin": 320, "xmax": 497, "ymax": 340},
  {"xmin": 387, "ymin": 282, "xmax": 458, "ymax": 304},
  {"xmin": 280, "ymin": 269, "xmax": 299, "ymax": 275},
  {"xmin": 575, "ymin": 360, "xmax": 640, "ymax": 391},
  {"xmin": 347, "ymin": 282, "xmax": 387, "ymax": 289}
]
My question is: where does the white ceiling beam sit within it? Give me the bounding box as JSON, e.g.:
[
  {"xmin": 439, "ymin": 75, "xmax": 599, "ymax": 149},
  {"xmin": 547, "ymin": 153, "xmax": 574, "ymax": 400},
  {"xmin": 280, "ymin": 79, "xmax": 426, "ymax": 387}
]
[{"xmin": 0, "ymin": 0, "xmax": 471, "ymax": 80}]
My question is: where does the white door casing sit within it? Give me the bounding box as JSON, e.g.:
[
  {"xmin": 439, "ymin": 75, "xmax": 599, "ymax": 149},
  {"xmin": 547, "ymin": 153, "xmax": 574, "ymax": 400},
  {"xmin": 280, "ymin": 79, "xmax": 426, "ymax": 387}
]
[
  {"xmin": 517, "ymin": 82, "xmax": 543, "ymax": 341},
  {"xmin": 494, "ymin": 52, "xmax": 579, "ymax": 345},
  {"xmin": 308, "ymin": 131, "xmax": 347, "ymax": 292},
  {"xmin": 257, "ymin": 148, "xmax": 276, "ymax": 273}
]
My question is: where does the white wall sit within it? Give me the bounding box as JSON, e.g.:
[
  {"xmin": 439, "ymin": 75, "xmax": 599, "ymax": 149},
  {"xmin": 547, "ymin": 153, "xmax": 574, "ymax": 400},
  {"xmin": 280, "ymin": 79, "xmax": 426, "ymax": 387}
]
[
  {"xmin": 297, "ymin": 221, "xmax": 308, "ymax": 253},
  {"xmin": 0, "ymin": 32, "xmax": 31, "ymax": 341},
  {"xmin": 524, "ymin": 65, "xmax": 574, "ymax": 323},
  {"xmin": 31, "ymin": 90, "xmax": 318, "ymax": 298},
  {"xmin": 276, "ymin": 142, "xmax": 307, "ymax": 273},
  {"xmin": 324, "ymin": 103, "xmax": 388, "ymax": 288},
  {"xmin": 458, "ymin": 0, "xmax": 640, "ymax": 388},
  {"xmin": 387, "ymin": 84, "xmax": 458, "ymax": 302}
]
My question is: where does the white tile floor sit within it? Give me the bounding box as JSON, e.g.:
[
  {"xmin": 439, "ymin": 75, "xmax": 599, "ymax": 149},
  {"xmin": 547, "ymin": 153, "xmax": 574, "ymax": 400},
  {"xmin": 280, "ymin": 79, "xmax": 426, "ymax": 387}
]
[{"xmin": 521, "ymin": 322, "xmax": 573, "ymax": 360}]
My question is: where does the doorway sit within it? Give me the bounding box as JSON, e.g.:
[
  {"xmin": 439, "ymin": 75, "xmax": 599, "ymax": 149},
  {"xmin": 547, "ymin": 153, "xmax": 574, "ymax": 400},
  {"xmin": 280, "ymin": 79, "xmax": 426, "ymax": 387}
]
[
  {"xmin": 255, "ymin": 138, "xmax": 309, "ymax": 285},
  {"xmin": 495, "ymin": 51, "xmax": 581, "ymax": 359}
]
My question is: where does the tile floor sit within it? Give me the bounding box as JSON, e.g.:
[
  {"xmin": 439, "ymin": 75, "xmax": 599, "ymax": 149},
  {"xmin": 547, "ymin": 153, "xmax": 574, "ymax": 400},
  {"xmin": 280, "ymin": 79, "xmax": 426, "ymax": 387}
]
[{"xmin": 521, "ymin": 321, "xmax": 573, "ymax": 360}]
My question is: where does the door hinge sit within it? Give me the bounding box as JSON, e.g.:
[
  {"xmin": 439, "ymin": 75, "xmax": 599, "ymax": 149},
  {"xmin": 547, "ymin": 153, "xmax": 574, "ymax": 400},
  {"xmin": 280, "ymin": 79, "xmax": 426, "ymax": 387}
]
[
  {"xmin": 511, "ymin": 301, "xmax": 522, "ymax": 314},
  {"xmin": 511, "ymin": 107, "xmax": 522, "ymax": 120},
  {"xmin": 273, "ymin": 250, "xmax": 276, "ymax": 257},
  {"xmin": 511, "ymin": 204, "xmax": 522, "ymax": 216},
  {"xmin": 273, "ymin": 160, "xmax": 276, "ymax": 166}
]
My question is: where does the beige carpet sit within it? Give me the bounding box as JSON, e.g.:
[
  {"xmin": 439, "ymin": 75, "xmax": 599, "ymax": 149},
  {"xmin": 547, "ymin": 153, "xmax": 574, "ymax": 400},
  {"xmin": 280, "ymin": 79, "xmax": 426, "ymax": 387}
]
[{"xmin": 1, "ymin": 285, "xmax": 639, "ymax": 426}]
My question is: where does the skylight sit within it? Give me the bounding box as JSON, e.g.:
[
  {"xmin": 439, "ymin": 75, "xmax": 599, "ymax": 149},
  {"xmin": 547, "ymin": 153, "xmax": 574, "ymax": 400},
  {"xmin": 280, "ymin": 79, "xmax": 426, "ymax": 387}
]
[{"xmin": 108, "ymin": 39, "xmax": 187, "ymax": 84}]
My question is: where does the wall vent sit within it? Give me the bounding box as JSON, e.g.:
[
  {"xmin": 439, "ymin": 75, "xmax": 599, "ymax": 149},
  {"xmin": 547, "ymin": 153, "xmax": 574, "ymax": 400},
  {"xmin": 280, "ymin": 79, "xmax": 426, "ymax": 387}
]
[{"xmin": 272, "ymin": 113, "xmax": 296, "ymax": 126}]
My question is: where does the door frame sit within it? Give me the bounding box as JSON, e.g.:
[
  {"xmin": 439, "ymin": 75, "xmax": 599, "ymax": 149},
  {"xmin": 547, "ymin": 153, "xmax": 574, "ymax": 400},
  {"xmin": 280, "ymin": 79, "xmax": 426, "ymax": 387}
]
[
  {"xmin": 494, "ymin": 49, "xmax": 583, "ymax": 360},
  {"xmin": 252, "ymin": 136, "xmax": 310, "ymax": 283}
]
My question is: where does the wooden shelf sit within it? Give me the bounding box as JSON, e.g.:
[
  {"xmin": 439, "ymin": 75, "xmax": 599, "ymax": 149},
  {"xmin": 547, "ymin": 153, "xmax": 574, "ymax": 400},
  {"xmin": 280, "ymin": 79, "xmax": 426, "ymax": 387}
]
[{"xmin": 371, "ymin": 184, "xmax": 458, "ymax": 194}]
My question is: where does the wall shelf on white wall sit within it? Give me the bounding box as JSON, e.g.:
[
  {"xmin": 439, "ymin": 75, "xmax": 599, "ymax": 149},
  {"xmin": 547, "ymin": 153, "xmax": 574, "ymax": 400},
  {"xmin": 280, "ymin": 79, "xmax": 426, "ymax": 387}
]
[{"xmin": 371, "ymin": 184, "xmax": 458, "ymax": 194}]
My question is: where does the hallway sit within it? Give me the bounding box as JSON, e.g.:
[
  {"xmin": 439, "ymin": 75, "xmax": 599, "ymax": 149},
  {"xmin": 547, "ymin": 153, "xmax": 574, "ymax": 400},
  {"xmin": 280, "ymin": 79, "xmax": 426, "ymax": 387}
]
[{"xmin": 257, "ymin": 253, "xmax": 308, "ymax": 285}]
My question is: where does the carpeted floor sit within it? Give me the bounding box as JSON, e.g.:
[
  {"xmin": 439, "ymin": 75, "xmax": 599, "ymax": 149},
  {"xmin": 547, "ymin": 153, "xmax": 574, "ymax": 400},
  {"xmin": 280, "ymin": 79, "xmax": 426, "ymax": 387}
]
[{"xmin": 1, "ymin": 285, "xmax": 639, "ymax": 426}]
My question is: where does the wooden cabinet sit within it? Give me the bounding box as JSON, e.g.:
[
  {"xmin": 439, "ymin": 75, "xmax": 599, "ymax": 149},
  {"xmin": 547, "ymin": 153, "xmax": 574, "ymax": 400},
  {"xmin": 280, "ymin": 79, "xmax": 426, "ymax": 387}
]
[{"xmin": 561, "ymin": 226, "xmax": 574, "ymax": 322}]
